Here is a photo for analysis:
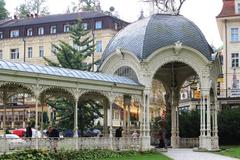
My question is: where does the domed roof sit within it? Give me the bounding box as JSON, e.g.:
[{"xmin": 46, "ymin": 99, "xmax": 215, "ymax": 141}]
[{"xmin": 101, "ymin": 14, "xmax": 213, "ymax": 62}]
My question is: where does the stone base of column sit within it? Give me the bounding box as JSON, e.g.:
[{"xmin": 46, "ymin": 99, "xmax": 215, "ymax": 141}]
[
  {"xmin": 0, "ymin": 122, "xmax": 3, "ymax": 129},
  {"xmin": 140, "ymin": 136, "xmax": 151, "ymax": 151},
  {"xmin": 199, "ymin": 136, "xmax": 212, "ymax": 150},
  {"xmin": 176, "ymin": 136, "xmax": 180, "ymax": 148},
  {"xmin": 211, "ymin": 136, "xmax": 219, "ymax": 150},
  {"xmin": 171, "ymin": 136, "xmax": 177, "ymax": 148}
]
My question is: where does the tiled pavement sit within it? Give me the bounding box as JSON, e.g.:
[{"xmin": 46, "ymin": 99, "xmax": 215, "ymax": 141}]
[{"xmin": 163, "ymin": 148, "xmax": 239, "ymax": 160}]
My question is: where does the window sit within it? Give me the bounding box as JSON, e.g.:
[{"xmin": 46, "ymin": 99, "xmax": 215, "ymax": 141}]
[
  {"xmin": 232, "ymin": 53, "xmax": 239, "ymax": 68},
  {"xmin": 238, "ymin": 3, "xmax": 240, "ymax": 13},
  {"xmin": 82, "ymin": 23, "xmax": 88, "ymax": 30},
  {"xmin": 38, "ymin": 27, "xmax": 44, "ymax": 35},
  {"xmin": 114, "ymin": 23, "xmax": 118, "ymax": 30},
  {"xmin": 27, "ymin": 28, "xmax": 32, "ymax": 36},
  {"xmin": 28, "ymin": 47, "xmax": 32, "ymax": 58},
  {"xmin": 10, "ymin": 30, "xmax": 19, "ymax": 38},
  {"xmin": 39, "ymin": 46, "xmax": 44, "ymax": 57},
  {"xmin": 50, "ymin": 26, "xmax": 57, "ymax": 34},
  {"xmin": 231, "ymin": 28, "xmax": 239, "ymax": 42},
  {"xmin": 96, "ymin": 40, "xmax": 102, "ymax": 52},
  {"xmin": 114, "ymin": 111, "xmax": 120, "ymax": 120},
  {"xmin": 10, "ymin": 49, "xmax": 19, "ymax": 59},
  {"xmin": 95, "ymin": 21, "xmax": 102, "ymax": 29},
  {"xmin": 0, "ymin": 32, "xmax": 3, "ymax": 39},
  {"xmin": 64, "ymin": 24, "xmax": 70, "ymax": 32},
  {"xmin": 0, "ymin": 50, "xmax": 2, "ymax": 59}
]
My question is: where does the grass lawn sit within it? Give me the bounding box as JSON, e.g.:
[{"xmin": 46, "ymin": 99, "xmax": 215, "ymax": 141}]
[
  {"xmin": 218, "ymin": 145, "xmax": 240, "ymax": 159},
  {"xmin": 101, "ymin": 152, "xmax": 172, "ymax": 160}
]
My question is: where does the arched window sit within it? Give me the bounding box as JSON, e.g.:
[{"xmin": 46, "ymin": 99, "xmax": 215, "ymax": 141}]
[{"xmin": 114, "ymin": 66, "xmax": 138, "ymax": 82}]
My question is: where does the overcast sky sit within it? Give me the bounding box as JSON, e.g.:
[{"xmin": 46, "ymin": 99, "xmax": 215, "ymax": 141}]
[{"xmin": 6, "ymin": 0, "xmax": 223, "ymax": 48}]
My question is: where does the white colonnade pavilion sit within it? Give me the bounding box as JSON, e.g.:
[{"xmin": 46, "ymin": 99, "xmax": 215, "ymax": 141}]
[{"xmin": 0, "ymin": 60, "xmax": 145, "ymax": 151}]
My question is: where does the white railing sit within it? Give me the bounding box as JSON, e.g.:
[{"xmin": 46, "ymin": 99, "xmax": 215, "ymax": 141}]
[
  {"xmin": 179, "ymin": 138, "xmax": 199, "ymax": 148},
  {"xmin": 0, "ymin": 137, "xmax": 141, "ymax": 153}
]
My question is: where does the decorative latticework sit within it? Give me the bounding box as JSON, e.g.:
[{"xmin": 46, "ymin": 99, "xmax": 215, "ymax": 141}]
[{"xmin": 114, "ymin": 66, "xmax": 138, "ymax": 82}]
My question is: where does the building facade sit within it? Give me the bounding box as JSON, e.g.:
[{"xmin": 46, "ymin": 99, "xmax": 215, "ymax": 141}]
[
  {"xmin": 217, "ymin": 0, "xmax": 240, "ymax": 108},
  {"xmin": 0, "ymin": 11, "xmax": 128, "ymax": 65},
  {"xmin": 0, "ymin": 11, "xmax": 128, "ymax": 129}
]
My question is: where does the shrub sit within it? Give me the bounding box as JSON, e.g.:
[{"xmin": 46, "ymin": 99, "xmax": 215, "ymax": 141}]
[{"xmin": 0, "ymin": 149, "xmax": 137, "ymax": 160}]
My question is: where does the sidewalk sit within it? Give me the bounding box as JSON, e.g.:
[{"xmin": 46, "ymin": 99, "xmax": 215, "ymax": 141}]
[{"xmin": 163, "ymin": 149, "xmax": 239, "ymax": 160}]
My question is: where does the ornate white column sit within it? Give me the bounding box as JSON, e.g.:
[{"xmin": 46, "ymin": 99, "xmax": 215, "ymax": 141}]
[
  {"xmin": 127, "ymin": 104, "xmax": 131, "ymax": 134},
  {"xmin": 109, "ymin": 97, "xmax": 113, "ymax": 138},
  {"xmin": 206, "ymin": 94, "xmax": 211, "ymax": 137},
  {"xmin": 34, "ymin": 92, "xmax": 39, "ymax": 150},
  {"xmin": 171, "ymin": 89, "xmax": 177, "ymax": 148},
  {"xmin": 73, "ymin": 91, "xmax": 79, "ymax": 150},
  {"xmin": 74, "ymin": 98, "xmax": 79, "ymax": 137},
  {"xmin": 202, "ymin": 95, "xmax": 206, "ymax": 136},
  {"xmin": 103, "ymin": 104, "xmax": 108, "ymax": 136}
]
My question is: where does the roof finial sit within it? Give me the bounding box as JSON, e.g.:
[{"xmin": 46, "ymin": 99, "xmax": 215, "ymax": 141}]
[{"xmin": 138, "ymin": 10, "xmax": 145, "ymax": 20}]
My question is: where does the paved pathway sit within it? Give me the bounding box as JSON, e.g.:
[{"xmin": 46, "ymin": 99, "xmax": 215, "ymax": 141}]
[{"xmin": 163, "ymin": 149, "xmax": 239, "ymax": 160}]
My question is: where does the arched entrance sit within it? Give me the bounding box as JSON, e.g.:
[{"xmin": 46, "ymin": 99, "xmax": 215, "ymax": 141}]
[{"xmin": 152, "ymin": 61, "xmax": 199, "ymax": 148}]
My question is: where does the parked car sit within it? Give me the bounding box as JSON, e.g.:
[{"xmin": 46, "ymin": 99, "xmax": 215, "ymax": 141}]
[
  {"xmin": 12, "ymin": 128, "xmax": 42, "ymax": 138},
  {"xmin": 0, "ymin": 134, "xmax": 27, "ymax": 150}
]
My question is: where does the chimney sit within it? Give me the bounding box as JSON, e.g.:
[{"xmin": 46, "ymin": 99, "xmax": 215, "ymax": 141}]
[
  {"xmin": 14, "ymin": 15, "xmax": 18, "ymax": 19},
  {"xmin": 34, "ymin": 13, "xmax": 38, "ymax": 18},
  {"xmin": 31, "ymin": 14, "xmax": 34, "ymax": 18}
]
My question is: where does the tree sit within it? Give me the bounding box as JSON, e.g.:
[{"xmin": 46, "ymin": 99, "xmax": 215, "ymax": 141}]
[
  {"xmin": 15, "ymin": 0, "xmax": 49, "ymax": 18},
  {"xmin": 69, "ymin": 0, "xmax": 102, "ymax": 13},
  {"xmin": 44, "ymin": 20, "xmax": 94, "ymax": 70},
  {"xmin": 44, "ymin": 21, "xmax": 102, "ymax": 135},
  {"xmin": 144, "ymin": 0, "xmax": 187, "ymax": 15},
  {"xmin": 0, "ymin": 0, "xmax": 8, "ymax": 20}
]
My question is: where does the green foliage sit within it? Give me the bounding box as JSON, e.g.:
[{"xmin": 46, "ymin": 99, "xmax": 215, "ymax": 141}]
[
  {"xmin": 0, "ymin": 0, "xmax": 8, "ymax": 20},
  {"xmin": 70, "ymin": 0, "xmax": 102, "ymax": 13},
  {"xmin": 43, "ymin": 20, "xmax": 99, "ymax": 133},
  {"xmin": 218, "ymin": 108, "xmax": 240, "ymax": 145},
  {"xmin": 179, "ymin": 110, "xmax": 200, "ymax": 138},
  {"xmin": 0, "ymin": 149, "xmax": 137, "ymax": 160},
  {"xmin": 47, "ymin": 97, "xmax": 103, "ymax": 134},
  {"xmin": 44, "ymin": 20, "xmax": 94, "ymax": 71},
  {"xmin": 219, "ymin": 146, "xmax": 240, "ymax": 159},
  {"xmin": 15, "ymin": 0, "xmax": 49, "ymax": 18}
]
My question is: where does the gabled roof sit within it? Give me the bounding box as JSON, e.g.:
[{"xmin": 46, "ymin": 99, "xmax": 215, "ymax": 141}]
[
  {"xmin": 0, "ymin": 60, "xmax": 140, "ymax": 86},
  {"xmin": 0, "ymin": 11, "xmax": 126, "ymax": 28},
  {"xmin": 217, "ymin": 0, "xmax": 239, "ymax": 18}
]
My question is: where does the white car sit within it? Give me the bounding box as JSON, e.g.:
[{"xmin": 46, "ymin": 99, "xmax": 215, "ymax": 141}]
[{"xmin": 0, "ymin": 134, "xmax": 27, "ymax": 150}]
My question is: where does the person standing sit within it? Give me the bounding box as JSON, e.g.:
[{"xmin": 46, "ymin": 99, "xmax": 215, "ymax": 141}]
[
  {"xmin": 46, "ymin": 126, "xmax": 59, "ymax": 153},
  {"xmin": 115, "ymin": 127, "xmax": 123, "ymax": 151},
  {"xmin": 25, "ymin": 123, "xmax": 32, "ymax": 138}
]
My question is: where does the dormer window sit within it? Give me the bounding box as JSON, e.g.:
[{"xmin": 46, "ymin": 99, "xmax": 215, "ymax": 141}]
[
  {"xmin": 0, "ymin": 32, "xmax": 3, "ymax": 39},
  {"xmin": 82, "ymin": 23, "xmax": 88, "ymax": 30},
  {"xmin": 27, "ymin": 28, "xmax": 32, "ymax": 36},
  {"xmin": 10, "ymin": 30, "xmax": 19, "ymax": 38},
  {"xmin": 38, "ymin": 27, "xmax": 44, "ymax": 35},
  {"xmin": 95, "ymin": 21, "xmax": 102, "ymax": 29},
  {"xmin": 64, "ymin": 24, "xmax": 70, "ymax": 32},
  {"xmin": 50, "ymin": 26, "xmax": 57, "ymax": 34}
]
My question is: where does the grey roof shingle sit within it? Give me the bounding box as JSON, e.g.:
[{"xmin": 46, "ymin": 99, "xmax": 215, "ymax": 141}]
[
  {"xmin": 102, "ymin": 14, "xmax": 213, "ymax": 62},
  {"xmin": 0, "ymin": 11, "xmax": 110, "ymax": 28},
  {"xmin": 0, "ymin": 60, "xmax": 140, "ymax": 86}
]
